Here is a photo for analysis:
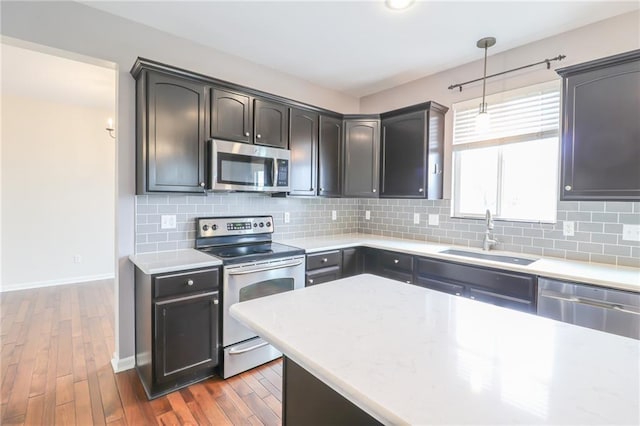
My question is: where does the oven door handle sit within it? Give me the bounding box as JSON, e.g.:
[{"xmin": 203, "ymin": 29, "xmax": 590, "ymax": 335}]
[
  {"xmin": 227, "ymin": 260, "xmax": 304, "ymax": 276},
  {"xmin": 228, "ymin": 341, "xmax": 270, "ymax": 355}
]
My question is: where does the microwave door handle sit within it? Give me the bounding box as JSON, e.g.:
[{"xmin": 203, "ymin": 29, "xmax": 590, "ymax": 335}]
[
  {"xmin": 272, "ymin": 159, "xmax": 277, "ymax": 187},
  {"xmin": 210, "ymin": 140, "xmax": 218, "ymax": 186}
]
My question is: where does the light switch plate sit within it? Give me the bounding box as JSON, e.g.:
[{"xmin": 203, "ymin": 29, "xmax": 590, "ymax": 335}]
[
  {"xmin": 413, "ymin": 213, "xmax": 420, "ymax": 224},
  {"xmin": 365, "ymin": 210, "xmax": 371, "ymax": 220},
  {"xmin": 622, "ymin": 224, "xmax": 640, "ymax": 241},
  {"xmin": 284, "ymin": 212, "xmax": 290, "ymax": 224},
  {"xmin": 428, "ymin": 214, "xmax": 439, "ymax": 226},
  {"xmin": 563, "ymin": 221, "xmax": 575, "ymax": 237},
  {"xmin": 161, "ymin": 215, "xmax": 176, "ymax": 229},
  {"xmin": 332, "ymin": 210, "xmax": 337, "ymax": 221}
]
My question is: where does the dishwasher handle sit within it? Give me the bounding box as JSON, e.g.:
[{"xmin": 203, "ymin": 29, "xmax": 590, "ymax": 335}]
[{"xmin": 539, "ymin": 289, "xmax": 640, "ymax": 316}]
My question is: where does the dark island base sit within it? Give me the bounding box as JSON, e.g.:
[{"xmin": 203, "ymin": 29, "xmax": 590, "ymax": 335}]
[{"xmin": 282, "ymin": 356, "xmax": 383, "ymax": 426}]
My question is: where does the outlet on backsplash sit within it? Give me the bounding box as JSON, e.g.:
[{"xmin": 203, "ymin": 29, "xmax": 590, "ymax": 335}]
[
  {"xmin": 284, "ymin": 212, "xmax": 290, "ymax": 224},
  {"xmin": 563, "ymin": 221, "xmax": 575, "ymax": 237},
  {"xmin": 622, "ymin": 224, "xmax": 640, "ymax": 242}
]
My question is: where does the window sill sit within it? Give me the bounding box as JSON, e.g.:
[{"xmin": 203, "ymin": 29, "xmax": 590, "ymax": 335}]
[{"xmin": 450, "ymin": 215, "xmax": 557, "ymax": 225}]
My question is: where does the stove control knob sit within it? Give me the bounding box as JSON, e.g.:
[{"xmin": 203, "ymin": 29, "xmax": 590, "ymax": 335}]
[
  {"xmin": 254, "ymin": 223, "xmax": 258, "ymax": 227},
  {"xmin": 259, "ymin": 222, "xmax": 264, "ymax": 228},
  {"xmin": 202, "ymin": 225, "xmax": 209, "ymax": 231},
  {"xmin": 266, "ymin": 221, "xmax": 271, "ymax": 227},
  {"xmin": 212, "ymin": 224, "xmax": 218, "ymax": 231}
]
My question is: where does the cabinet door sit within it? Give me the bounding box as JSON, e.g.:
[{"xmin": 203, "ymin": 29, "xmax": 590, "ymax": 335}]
[
  {"xmin": 145, "ymin": 72, "xmax": 207, "ymax": 193},
  {"xmin": 414, "ymin": 276, "xmax": 465, "ymax": 296},
  {"xmin": 289, "ymin": 108, "xmax": 319, "ymax": 196},
  {"xmin": 381, "ymin": 111, "xmax": 427, "ymax": 198},
  {"xmin": 154, "ymin": 292, "xmax": 219, "ymax": 383},
  {"xmin": 211, "ymin": 88, "xmax": 251, "ymax": 143},
  {"xmin": 254, "ymin": 99, "xmax": 289, "ymax": 148},
  {"xmin": 468, "ymin": 287, "xmax": 533, "ymax": 313},
  {"xmin": 343, "ymin": 120, "xmax": 380, "ymax": 197},
  {"xmin": 341, "ymin": 247, "xmax": 362, "ymax": 278},
  {"xmin": 560, "ymin": 53, "xmax": 640, "ymax": 200},
  {"xmin": 318, "ymin": 116, "xmax": 343, "ymax": 197},
  {"xmin": 426, "ymin": 109, "xmax": 445, "ymax": 200}
]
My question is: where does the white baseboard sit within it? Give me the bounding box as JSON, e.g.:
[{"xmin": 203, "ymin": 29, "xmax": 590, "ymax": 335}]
[
  {"xmin": 0, "ymin": 273, "xmax": 115, "ymax": 293},
  {"xmin": 111, "ymin": 353, "xmax": 135, "ymax": 373}
]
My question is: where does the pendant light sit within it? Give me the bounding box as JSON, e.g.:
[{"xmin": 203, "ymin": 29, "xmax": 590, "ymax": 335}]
[{"xmin": 476, "ymin": 37, "xmax": 496, "ymax": 133}]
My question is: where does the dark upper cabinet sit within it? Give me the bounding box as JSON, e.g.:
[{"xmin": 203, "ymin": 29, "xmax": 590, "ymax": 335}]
[
  {"xmin": 210, "ymin": 88, "xmax": 252, "ymax": 143},
  {"xmin": 343, "ymin": 118, "xmax": 380, "ymax": 197},
  {"xmin": 289, "ymin": 108, "xmax": 319, "ymax": 196},
  {"xmin": 253, "ymin": 98, "xmax": 289, "ymax": 148},
  {"xmin": 137, "ymin": 71, "xmax": 208, "ymax": 194},
  {"xmin": 318, "ymin": 116, "xmax": 343, "ymax": 197},
  {"xmin": 380, "ymin": 103, "xmax": 447, "ymax": 199},
  {"xmin": 557, "ymin": 50, "xmax": 640, "ymax": 200}
]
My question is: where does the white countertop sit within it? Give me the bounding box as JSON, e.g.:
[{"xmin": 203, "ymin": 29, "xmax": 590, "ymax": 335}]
[
  {"xmin": 278, "ymin": 233, "xmax": 640, "ymax": 292},
  {"xmin": 129, "ymin": 249, "xmax": 222, "ymax": 274},
  {"xmin": 230, "ymin": 274, "xmax": 640, "ymax": 425}
]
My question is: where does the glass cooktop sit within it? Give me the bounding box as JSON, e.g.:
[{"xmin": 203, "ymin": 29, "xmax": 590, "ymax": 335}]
[{"xmin": 198, "ymin": 242, "xmax": 304, "ymax": 265}]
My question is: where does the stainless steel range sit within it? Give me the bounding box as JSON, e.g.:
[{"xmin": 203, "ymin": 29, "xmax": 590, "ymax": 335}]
[{"xmin": 195, "ymin": 215, "xmax": 305, "ymax": 378}]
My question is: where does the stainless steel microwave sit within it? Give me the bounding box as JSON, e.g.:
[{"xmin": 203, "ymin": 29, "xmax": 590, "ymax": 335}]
[{"xmin": 208, "ymin": 139, "xmax": 290, "ymax": 192}]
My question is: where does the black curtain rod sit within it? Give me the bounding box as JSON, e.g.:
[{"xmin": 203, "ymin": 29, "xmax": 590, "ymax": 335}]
[{"xmin": 448, "ymin": 55, "xmax": 566, "ymax": 91}]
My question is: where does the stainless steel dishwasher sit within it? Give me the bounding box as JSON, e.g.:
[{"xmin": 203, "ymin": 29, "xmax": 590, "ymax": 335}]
[{"xmin": 537, "ymin": 278, "xmax": 640, "ymax": 339}]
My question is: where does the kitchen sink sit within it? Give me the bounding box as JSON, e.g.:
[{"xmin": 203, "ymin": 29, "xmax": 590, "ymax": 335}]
[{"xmin": 439, "ymin": 249, "xmax": 538, "ymax": 266}]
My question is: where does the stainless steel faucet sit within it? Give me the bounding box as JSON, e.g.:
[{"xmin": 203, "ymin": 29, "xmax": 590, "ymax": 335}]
[{"xmin": 483, "ymin": 209, "xmax": 498, "ymax": 251}]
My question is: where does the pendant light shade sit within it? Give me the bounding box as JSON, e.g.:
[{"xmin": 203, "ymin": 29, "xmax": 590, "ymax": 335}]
[{"xmin": 475, "ymin": 37, "xmax": 496, "ymax": 133}]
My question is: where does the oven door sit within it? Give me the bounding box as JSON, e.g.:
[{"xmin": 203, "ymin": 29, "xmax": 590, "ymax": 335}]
[
  {"xmin": 209, "ymin": 139, "xmax": 290, "ymax": 192},
  {"xmin": 223, "ymin": 256, "xmax": 305, "ymax": 347}
]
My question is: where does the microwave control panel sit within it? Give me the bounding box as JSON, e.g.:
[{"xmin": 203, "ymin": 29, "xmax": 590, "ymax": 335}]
[{"xmin": 277, "ymin": 159, "xmax": 289, "ymax": 187}]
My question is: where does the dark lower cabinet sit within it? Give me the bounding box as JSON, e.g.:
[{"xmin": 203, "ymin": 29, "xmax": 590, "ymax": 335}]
[
  {"xmin": 283, "ymin": 357, "xmax": 382, "ymax": 426},
  {"xmin": 137, "ymin": 70, "xmax": 208, "ymax": 194},
  {"xmin": 557, "ymin": 49, "xmax": 640, "ymax": 200},
  {"xmin": 306, "ymin": 267, "xmax": 341, "ymax": 287},
  {"xmin": 135, "ymin": 267, "xmax": 220, "ymax": 399},
  {"xmin": 341, "ymin": 247, "xmax": 362, "ymax": 278},
  {"xmin": 318, "ymin": 115, "xmax": 343, "ymax": 197},
  {"xmin": 414, "ymin": 257, "xmax": 536, "ymax": 313},
  {"xmin": 289, "ymin": 108, "xmax": 319, "ymax": 196}
]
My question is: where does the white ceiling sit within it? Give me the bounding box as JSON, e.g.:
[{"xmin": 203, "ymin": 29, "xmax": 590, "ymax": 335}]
[
  {"xmin": 1, "ymin": 43, "xmax": 116, "ymax": 110},
  {"xmin": 86, "ymin": 1, "xmax": 637, "ymax": 97}
]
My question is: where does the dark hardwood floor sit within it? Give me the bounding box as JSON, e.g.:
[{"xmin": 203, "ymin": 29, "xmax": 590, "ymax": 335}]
[{"xmin": 1, "ymin": 280, "xmax": 283, "ymax": 425}]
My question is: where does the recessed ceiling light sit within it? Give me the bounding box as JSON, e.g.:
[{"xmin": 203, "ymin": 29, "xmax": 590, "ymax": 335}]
[{"xmin": 385, "ymin": 0, "xmax": 415, "ymax": 11}]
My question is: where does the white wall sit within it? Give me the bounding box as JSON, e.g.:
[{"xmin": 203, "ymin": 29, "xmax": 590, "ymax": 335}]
[
  {"xmin": 360, "ymin": 11, "xmax": 640, "ymax": 198},
  {"xmin": 0, "ymin": 0, "xmax": 360, "ymax": 366},
  {"xmin": 1, "ymin": 95, "xmax": 115, "ymax": 291}
]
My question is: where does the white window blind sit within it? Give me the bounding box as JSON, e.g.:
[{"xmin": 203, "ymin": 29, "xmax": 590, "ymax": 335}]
[{"xmin": 451, "ymin": 81, "xmax": 561, "ymax": 222}]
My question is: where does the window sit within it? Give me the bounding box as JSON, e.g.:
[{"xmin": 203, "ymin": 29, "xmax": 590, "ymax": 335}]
[{"xmin": 452, "ymin": 81, "xmax": 560, "ymax": 222}]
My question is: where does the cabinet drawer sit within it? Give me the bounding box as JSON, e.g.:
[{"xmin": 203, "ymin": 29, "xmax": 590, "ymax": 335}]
[
  {"xmin": 414, "ymin": 276, "xmax": 464, "ymax": 296},
  {"xmin": 468, "ymin": 287, "xmax": 533, "ymax": 313},
  {"xmin": 416, "ymin": 258, "xmax": 534, "ymax": 300},
  {"xmin": 379, "ymin": 251, "xmax": 413, "ymax": 273},
  {"xmin": 153, "ymin": 269, "xmax": 219, "ymax": 299},
  {"xmin": 379, "ymin": 269, "xmax": 413, "ymax": 284},
  {"xmin": 307, "ymin": 251, "xmax": 342, "ymax": 271},
  {"xmin": 306, "ymin": 267, "xmax": 341, "ymax": 287}
]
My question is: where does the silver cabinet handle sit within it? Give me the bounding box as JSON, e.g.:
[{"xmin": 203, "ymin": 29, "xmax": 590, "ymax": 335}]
[
  {"xmin": 245, "ymin": 131, "xmax": 250, "ymax": 137},
  {"xmin": 322, "ymin": 258, "xmax": 328, "ymax": 263},
  {"xmin": 308, "ymin": 279, "xmax": 314, "ymax": 285},
  {"xmin": 455, "ymin": 292, "xmax": 461, "ymax": 296},
  {"xmin": 186, "ymin": 279, "xmax": 194, "ymax": 286},
  {"xmin": 394, "ymin": 259, "xmax": 399, "ymax": 264},
  {"xmin": 229, "ymin": 341, "xmax": 269, "ymax": 355},
  {"xmin": 372, "ymin": 189, "xmax": 377, "ymax": 193},
  {"xmin": 199, "ymin": 182, "xmax": 205, "ymax": 187},
  {"xmin": 470, "ymin": 296, "xmax": 475, "ymax": 300},
  {"xmin": 213, "ymin": 299, "xmax": 219, "ymax": 305},
  {"xmin": 418, "ymin": 188, "xmax": 423, "ymax": 193},
  {"xmin": 565, "ymin": 185, "xmax": 572, "ymax": 191},
  {"xmin": 256, "ymin": 134, "xmax": 262, "ymax": 139},
  {"xmin": 320, "ymin": 187, "xmax": 325, "ymax": 191},
  {"xmin": 405, "ymin": 281, "xmax": 411, "ymax": 284}
]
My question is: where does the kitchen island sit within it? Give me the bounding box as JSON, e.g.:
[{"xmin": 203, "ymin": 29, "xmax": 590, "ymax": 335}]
[{"xmin": 230, "ymin": 274, "xmax": 639, "ymax": 425}]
